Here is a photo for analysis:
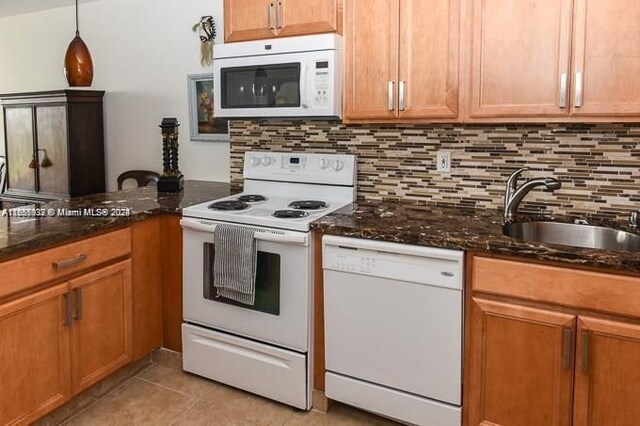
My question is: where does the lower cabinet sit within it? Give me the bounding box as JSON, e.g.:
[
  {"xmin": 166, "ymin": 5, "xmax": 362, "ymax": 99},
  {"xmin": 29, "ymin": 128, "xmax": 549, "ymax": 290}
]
[
  {"xmin": 69, "ymin": 261, "xmax": 132, "ymax": 393},
  {"xmin": 574, "ymin": 317, "xmax": 640, "ymax": 426},
  {"xmin": 467, "ymin": 295, "xmax": 640, "ymax": 426},
  {"xmin": 0, "ymin": 260, "xmax": 132, "ymax": 425},
  {"xmin": 467, "ymin": 298, "xmax": 575, "ymax": 426},
  {"xmin": 0, "ymin": 284, "xmax": 71, "ymax": 426}
]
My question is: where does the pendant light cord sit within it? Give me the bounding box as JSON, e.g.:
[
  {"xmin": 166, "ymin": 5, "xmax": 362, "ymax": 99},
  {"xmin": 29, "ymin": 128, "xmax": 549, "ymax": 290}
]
[{"xmin": 75, "ymin": 0, "xmax": 79, "ymax": 36}]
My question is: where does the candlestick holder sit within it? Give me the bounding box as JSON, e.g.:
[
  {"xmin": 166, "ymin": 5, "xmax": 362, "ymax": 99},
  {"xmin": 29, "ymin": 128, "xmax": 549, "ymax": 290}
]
[{"xmin": 157, "ymin": 117, "xmax": 184, "ymax": 192}]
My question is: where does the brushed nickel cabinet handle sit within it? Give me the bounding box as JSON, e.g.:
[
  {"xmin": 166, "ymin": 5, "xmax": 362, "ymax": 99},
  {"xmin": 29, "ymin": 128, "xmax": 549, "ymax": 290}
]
[
  {"xmin": 52, "ymin": 253, "xmax": 87, "ymax": 270},
  {"xmin": 388, "ymin": 81, "xmax": 395, "ymax": 111},
  {"xmin": 399, "ymin": 81, "xmax": 406, "ymax": 111},
  {"xmin": 64, "ymin": 292, "xmax": 73, "ymax": 327},
  {"xmin": 581, "ymin": 330, "xmax": 590, "ymax": 373},
  {"xmin": 559, "ymin": 73, "xmax": 568, "ymax": 108},
  {"xmin": 562, "ymin": 327, "xmax": 573, "ymax": 369},
  {"xmin": 74, "ymin": 288, "xmax": 83, "ymax": 321},
  {"xmin": 574, "ymin": 72, "xmax": 583, "ymax": 108},
  {"xmin": 268, "ymin": 3, "xmax": 274, "ymax": 29},
  {"xmin": 275, "ymin": 1, "xmax": 282, "ymax": 29}
]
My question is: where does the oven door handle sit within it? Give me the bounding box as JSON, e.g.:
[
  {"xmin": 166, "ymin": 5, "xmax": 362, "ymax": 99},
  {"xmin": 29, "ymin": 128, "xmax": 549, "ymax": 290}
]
[{"xmin": 180, "ymin": 218, "xmax": 309, "ymax": 245}]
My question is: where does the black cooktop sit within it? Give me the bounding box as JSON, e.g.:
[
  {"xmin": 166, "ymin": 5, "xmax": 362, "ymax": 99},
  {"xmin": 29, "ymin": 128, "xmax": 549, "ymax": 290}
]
[
  {"xmin": 208, "ymin": 200, "xmax": 250, "ymax": 211},
  {"xmin": 272, "ymin": 210, "xmax": 310, "ymax": 219},
  {"xmin": 288, "ymin": 200, "xmax": 328, "ymax": 210},
  {"xmin": 238, "ymin": 194, "xmax": 267, "ymax": 203}
]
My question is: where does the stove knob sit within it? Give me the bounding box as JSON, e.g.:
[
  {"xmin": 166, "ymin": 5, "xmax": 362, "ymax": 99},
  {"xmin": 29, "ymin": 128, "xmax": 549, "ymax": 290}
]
[
  {"xmin": 320, "ymin": 158, "xmax": 330, "ymax": 170},
  {"xmin": 251, "ymin": 157, "xmax": 261, "ymax": 167},
  {"xmin": 261, "ymin": 156, "xmax": 273, "ymax": 166},
  {"xmin": 331, "ymin": 160, "xmax": 344, "ymax": 171}
]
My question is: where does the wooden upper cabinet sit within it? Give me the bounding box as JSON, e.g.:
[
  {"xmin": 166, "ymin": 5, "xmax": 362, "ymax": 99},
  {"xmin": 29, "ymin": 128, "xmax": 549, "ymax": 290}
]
[
  {"xmin": 571, "ymin": 0, "xmax": 640, "ymax": 117},
  {"xmin": 343, "ymin": 0, "xmax": 400, "ymax": 120},
  {"xmin": 69, "ymin": 260, "xmax": 132, "ymax": 393},
  {"xmin": 344, "ymin": 0, "xmax": 460, "ymax": 121},
  {"xmin": 277, "ymin": 0, "xmax": 341, "ymax": 38},
  {"xmin": 224, "ymin": 0, "xmax": 277, "ymax": 42},
  {"xmin": 0, "ymin": 284, "xmax": 71, "ymax": 425},
  {"xmin": 574, "ymin": 317, "xmax": 640, "ymax": 426},
  {"xmin": 224, "ymin": 0, "xmax": 341, "ymax": 42},
  {"xmin": 398, "ymin": 0, "xmax": 460, "ymax": 119},
  {"xmin": 467, "ymin": 298, "xmax": 575, "ymax": 426},
  {"xmin": 468, "ymin": 0, "xmax": 573, "ymax": 118}
]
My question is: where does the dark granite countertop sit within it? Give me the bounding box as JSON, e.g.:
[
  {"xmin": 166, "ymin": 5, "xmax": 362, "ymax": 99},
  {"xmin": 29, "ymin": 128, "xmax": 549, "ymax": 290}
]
[
  {"xmin": 0, "ymin": 180, "xmax": 232, "ymax": 262},
  {"xmin": 311, "ymin": 200, "xmax": 640, "ymax": 274}
]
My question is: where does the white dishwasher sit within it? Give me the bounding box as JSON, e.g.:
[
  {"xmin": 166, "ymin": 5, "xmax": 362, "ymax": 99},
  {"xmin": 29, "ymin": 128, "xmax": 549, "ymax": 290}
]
[{"xmin": 323, "ymin": 235, "xmax": 463, "ymax": 426}]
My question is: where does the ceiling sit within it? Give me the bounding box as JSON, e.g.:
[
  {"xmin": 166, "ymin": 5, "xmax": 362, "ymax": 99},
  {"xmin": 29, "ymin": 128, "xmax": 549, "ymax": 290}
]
[{"xmin": 0, "ymin": 0, "xmax": 102, "ymax": 18}]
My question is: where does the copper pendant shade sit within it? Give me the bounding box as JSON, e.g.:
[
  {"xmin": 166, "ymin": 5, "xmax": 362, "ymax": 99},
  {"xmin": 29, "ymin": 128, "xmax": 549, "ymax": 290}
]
[{"xmin": 64, "ymin": 0, "xmax": 93, "ymax": 87}]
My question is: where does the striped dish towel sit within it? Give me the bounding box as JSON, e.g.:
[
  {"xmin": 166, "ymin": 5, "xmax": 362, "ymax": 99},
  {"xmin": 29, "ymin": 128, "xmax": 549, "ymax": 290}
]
[{"xmin": 213, "ymin": 224, "xmax": 257, "ymax": 306}]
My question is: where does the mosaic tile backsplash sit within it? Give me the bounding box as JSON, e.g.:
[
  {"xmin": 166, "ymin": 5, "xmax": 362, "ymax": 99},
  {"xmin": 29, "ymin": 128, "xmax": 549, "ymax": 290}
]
[{"xmin": 229, "ymin": 121, "xmax": 640, "ymax": 221}]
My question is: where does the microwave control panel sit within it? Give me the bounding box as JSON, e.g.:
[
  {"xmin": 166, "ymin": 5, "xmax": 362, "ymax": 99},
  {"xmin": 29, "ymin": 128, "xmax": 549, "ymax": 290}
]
[{"xmin": 314, "ymin": 61, "xmax": 330, "ymax": 107}]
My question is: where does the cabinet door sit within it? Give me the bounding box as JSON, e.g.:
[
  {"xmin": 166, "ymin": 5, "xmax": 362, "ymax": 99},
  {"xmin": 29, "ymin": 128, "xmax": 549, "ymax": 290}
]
[
  {"xmin": 69, "ymin": 260, "xmax": 132, "ymax": 393},
  {"xmin": 398, "ymin": 0, "xmax": 460, "ymax": 119},
  {"xmin": 570, "ymin": 0, "xmax": 640, "ymax": 117},
  {"xmin": 4, "ymin": 106, "xmax": 36, "ymax": 194},
  {"xmin": 224, "ymin": 0, "xmax": 278, "ymax": 42},
  {"xmin": 36, "ymin": 105, "xmax": 69, "ymax": 196},
  {"xmin": 277, "ymin": 0, "xmax": 341, "ymax": 38},
  {"xmin": 0, "ymin": 284, "xmax": 71, "ymax": 425},
  {"xmin": 343, "ymin": 0, "xmax": 399, "ymax": 120},
  {"xmin": 574, "ymin": 317, "xmax": 640, "ymax": 426},
  {"xmin": 468, "ymin": 0, "xmax": 573, "ymax": 118},
  {"xmin": 467, "ymin": 298, "xmax": 575, "ymax": 426}
]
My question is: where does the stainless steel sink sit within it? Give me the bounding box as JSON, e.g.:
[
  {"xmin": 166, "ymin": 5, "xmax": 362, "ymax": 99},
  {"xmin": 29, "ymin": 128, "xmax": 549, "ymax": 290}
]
[{"xmin": 503, "ymin": 221, "xmax": 640, "ymax": 252}]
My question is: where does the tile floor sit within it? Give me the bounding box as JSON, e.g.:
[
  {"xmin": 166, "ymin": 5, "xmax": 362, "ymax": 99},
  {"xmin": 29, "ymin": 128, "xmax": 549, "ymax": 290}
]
[{"xmin": 63, "ymin": 363, "xmax": 400, "ymax": 425}]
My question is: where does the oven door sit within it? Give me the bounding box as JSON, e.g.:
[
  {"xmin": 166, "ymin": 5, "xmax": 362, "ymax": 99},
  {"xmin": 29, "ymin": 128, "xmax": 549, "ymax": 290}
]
[{"xmin": 181, "ymin": 218, "xmax": 311, "ymax": 352}]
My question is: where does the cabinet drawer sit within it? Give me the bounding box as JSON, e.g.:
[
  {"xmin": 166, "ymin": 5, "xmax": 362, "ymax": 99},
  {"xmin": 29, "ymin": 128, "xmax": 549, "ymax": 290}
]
[
  {"xmin": 0, "ymin": 228, "xmax": 131, "ymax": 299},
  {"xmin": 471, "ymin": 256, "xmax": 640, "ymax": 318}
]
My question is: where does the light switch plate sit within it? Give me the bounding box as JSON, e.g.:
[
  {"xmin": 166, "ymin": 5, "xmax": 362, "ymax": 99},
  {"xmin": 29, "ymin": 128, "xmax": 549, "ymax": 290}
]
[{"xmin": 437, "ymin": 151, "xmax": 451, "ymax": 173}]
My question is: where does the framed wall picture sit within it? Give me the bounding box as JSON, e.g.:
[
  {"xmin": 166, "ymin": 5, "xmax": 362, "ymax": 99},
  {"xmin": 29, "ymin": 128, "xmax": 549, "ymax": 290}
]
[{"xmin": 187, "ymin": 73, "xmax": 229, "ymax": 142}]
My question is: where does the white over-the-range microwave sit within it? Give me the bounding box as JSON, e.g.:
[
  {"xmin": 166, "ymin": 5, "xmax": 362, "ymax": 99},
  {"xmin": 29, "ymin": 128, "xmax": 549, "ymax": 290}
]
[{"xmin": 213, "ymin": 34, "xmax": 342, "ymax": 119}]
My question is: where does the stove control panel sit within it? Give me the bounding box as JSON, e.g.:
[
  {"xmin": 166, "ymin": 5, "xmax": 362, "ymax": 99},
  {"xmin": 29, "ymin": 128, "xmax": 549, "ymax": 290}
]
[{"xmin": 244, "ymin": 152, "xmax": 356, "ymax": 186}]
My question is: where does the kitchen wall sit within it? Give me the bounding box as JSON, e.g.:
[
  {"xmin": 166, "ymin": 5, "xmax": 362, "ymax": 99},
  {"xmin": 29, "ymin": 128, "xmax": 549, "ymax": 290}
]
[
  {"xmin": 230, "ymin": 121, "xmax": 640, "ymax": 221},
  {"xmin": 0, "ymin": 0, "xmax": 229, "ymax": 190}
]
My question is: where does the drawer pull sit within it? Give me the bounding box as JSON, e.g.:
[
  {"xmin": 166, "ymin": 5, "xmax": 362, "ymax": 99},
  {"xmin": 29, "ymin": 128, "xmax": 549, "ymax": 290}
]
[{"xmin": 52, "ymin": 253, "xmax": 87, "ymax": 270}]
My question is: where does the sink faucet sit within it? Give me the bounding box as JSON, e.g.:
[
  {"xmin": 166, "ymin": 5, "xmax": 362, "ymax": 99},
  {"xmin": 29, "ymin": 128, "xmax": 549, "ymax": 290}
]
[{"xmin": 504, "ymin": 167, "xmax": 562, "ymax": 222}]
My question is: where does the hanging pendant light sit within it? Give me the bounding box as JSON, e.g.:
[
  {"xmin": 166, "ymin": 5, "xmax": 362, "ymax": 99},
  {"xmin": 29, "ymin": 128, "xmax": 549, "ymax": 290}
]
[{"xmin": 64, "ymin": 0, "xmax": 93, "ymax": 87}]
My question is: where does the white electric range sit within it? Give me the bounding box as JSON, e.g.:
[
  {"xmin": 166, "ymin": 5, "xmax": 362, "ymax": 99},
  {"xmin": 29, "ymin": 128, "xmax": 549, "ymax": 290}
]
[{"xmin": 180, "ymin": 151, "xmax": 356, "ymax": 410}]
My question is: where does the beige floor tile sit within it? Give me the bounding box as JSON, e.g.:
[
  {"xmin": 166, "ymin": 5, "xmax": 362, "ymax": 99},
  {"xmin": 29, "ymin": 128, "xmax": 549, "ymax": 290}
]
[
  {"xmin": 64, "ymin": 378, "xmax": 197, "ymax": 426},
  {"xmin": 138, "ymin": 364, "xmax": 246, "ymax": 401},
  {"xmin": 171, "ymin": 394, "xmax": 296, "ymax": 426},
  {"xmin": 284, "ymin": 402, "xmax": 400, "ymax": 426},
  {"xmin": 61, "ymin": 363, "xmax": 402, "ymax": 426}
]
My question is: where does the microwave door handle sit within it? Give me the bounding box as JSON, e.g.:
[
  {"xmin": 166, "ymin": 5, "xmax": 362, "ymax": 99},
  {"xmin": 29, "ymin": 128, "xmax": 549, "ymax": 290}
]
[{"xmin": 300, "ymin": 63, "xmax": 309, "ymax": 108}]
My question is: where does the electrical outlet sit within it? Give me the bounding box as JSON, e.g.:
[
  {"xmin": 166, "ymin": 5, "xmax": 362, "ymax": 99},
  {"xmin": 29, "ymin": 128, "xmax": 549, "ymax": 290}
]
[{"xmin": 437, "ymin": 151, "xmax": 451, "ymax": 172}]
